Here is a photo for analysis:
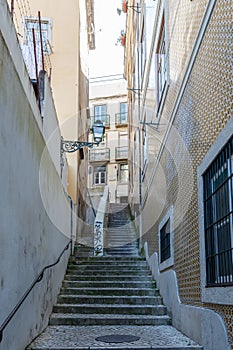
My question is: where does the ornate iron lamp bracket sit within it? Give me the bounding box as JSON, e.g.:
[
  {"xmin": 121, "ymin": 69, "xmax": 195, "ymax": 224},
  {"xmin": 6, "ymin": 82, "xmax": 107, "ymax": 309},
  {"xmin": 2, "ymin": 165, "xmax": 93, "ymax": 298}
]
[{"xmin": 61, "ymin": 139, "xmax": 98, "ymax": 153}]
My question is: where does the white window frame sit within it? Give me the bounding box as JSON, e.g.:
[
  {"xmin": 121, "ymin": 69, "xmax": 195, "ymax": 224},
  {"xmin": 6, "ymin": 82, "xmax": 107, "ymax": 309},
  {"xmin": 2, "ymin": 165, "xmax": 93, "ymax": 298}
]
[
  {"xmin": 158, "ymin": 206, "xmax": 174, "ymax": 271},
  {"xmin": 154, "ymin": 5, "xmax": 169, "ymax": 117},
  {"xmin": 93, "ymin": 166, "xmax": 107, "ymax": 186},
  {"xmin": 23, "ymin": 16, "xmax": 52, "ymax": 55},
  {"xmin": 119, "ymin": 163, "xmax": 128, "ymax": 184},
  {"xmin": 198, "ymin": 118, "xmax": 233, "ymax": 305},
  {"xmin": 94, "ymin": 104, "xmax": 107, "ymax": 124}
]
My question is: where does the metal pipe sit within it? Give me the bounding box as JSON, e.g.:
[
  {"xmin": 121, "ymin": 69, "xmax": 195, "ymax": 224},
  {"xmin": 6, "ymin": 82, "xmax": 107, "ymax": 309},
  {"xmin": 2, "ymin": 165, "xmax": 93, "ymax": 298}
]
[
  {"xmin": 32, "ymin": 28, "xmax": 41, "ymax": 112},
  {"xmin": 38, "ymin": 11, "xmax": 45, "ymax": 71},
  {"xmin": 10, "ymin": 0, "xmax": 14, "ymax": 17}
]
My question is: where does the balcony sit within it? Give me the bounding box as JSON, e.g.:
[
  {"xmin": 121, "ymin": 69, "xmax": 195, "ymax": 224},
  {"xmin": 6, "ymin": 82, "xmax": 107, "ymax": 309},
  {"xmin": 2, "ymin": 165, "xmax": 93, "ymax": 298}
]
[
  {"xmin": 90, "ymin": 115, "xmax": 110, "ymax": 129},
  {"xmin": 115, "ymin": 146, "xmax": 128, "ymax": 160},
  {"xmin": 115, "ymin": 112, "xmax": 128, "ymax": 127},
  {"xmin": 89, "ymin": 148, "xmax": 110, "ymax": 162}
]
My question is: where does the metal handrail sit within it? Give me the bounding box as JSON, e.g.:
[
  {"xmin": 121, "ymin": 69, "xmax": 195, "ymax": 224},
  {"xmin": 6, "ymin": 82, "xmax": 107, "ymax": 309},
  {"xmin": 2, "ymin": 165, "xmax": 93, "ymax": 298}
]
[{"xmin": 0, "ymin": 239, "xmax": 72, "ymax": 343}]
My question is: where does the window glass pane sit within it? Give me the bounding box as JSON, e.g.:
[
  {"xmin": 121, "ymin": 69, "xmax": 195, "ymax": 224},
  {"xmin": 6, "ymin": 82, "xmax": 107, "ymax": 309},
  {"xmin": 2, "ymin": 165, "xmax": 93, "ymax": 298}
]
[
  {"xmin": 160, "ymin": 219, "xmax": 171, "ymax": 263},
  {"xmin": 94, "ymin": 105, "xmax": 107, "ymax": 123},
  {"xmin": 93, "ymin": 166, "xmax": 106, "ymax": 185},
  {"xmin": 119, "ymin": 163, "xmax": 128, "ymax": 183},
  {"xmin": 120, "ymin": 103, "xmax": 127, "ymax": 123}
]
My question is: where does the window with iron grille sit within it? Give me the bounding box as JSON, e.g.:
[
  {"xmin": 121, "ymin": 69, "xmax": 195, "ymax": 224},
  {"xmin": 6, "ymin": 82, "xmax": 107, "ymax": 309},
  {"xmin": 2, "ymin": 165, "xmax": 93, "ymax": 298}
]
[
  {"xmin": 203, "ymin": 136, "xmax": 233, "ymax": 286},
  {"xmin": 160, "ymin": 218, "xmax": 171, "ymax": 263}
]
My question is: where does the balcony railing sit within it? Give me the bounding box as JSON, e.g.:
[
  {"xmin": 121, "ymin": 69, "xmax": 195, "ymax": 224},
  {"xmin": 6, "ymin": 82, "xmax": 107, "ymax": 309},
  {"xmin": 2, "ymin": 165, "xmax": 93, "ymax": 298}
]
[
  {"xmin": 115, "ymin": 146, "xmax": 128, "ymax": 160},
  {"xmin": 90, "ymin": 115, "xmax": 110, "ymax": 128},
  {"xmin": 115, "ymin": 112, "xmax": 128, "ymax": 126},
  {"xmin": 89, "ymin": 148, "xmax": 110, "ymax": 162}
]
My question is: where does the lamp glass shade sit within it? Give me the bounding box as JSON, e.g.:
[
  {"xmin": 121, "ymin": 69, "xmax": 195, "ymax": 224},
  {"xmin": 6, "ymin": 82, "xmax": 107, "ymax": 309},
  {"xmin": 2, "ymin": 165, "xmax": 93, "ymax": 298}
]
[{"xmin": 92, "ymin": 120, "xmax": 105, "ymax": 143}]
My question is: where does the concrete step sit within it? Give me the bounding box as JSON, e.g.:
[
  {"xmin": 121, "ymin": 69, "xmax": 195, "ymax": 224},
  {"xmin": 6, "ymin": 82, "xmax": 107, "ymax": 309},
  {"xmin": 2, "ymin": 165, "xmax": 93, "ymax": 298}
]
[
  {"xmin": 65, "ymin": 274, "xmax": 154, "ymax": 281},
  {"xmin": 62, "ymin": 281, "xmax": 156, "ymax": 289},
  {"xmin": 104, "ymin": 251, "xmax": 139, "ymax": 256},
  {"xmin": 57, "ymin": 295, "xmax": 163, "ymax": 305},
  {"xmin": 60, "ymin": 287, "xmax": 159, "ymax": 296},
  {"xmin": 49, "ymin": 313, "xmax": 171, "ymax": 326},
  {"xmin": 66, "ymin": 268, "xmax": 149, "ymax": 275},
  {"xmin": 67, "ymin": 264, "xmax": 149, "ymax": 271},
  {"xmin": 73, "ymin": 256, "xmax": 145, "ymax": 262},
  {"xmin": 104, "ymin": 246, "xmax": 138, "ymax": 251},
  {"xmin": 53, "ymin": 304, "xmax": 167, "ymax": 316},
  {"xmin": 105, "ymin": 243, "xmax": 138, "ymax": 248},
  {"xmin": 69, "ymin": 260, "xmax": 147, "ymax": 266}
]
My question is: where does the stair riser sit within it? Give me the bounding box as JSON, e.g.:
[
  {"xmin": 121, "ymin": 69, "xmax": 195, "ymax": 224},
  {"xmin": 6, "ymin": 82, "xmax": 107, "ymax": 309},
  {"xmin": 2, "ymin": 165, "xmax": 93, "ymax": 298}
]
[
  {"xmin": 57, "ymin": 296, "xmax": 163, "ymax": 305},
  {"xmin": 66, "ymin": 270, "xmax": 150, "ymax": 276},
  {"xmin": 65, "ymin": 275, "xmax": 154, "ymax": 282},
  {"xmin": 70, "ymin": 260, "xmax": 146, "ymax": 265},
  {"xmin": 53, "ymin": 305, "xmax": 167, "ymax": 316},
  {"xmin": 104, "ymin": 252, "xmax": 138, "ymax": 255},
  {"xmin": 67, "ymin": 265, "xmax": 149, "ymax": 271},
  {"xmin": 49, "ymin": 317, "xmax": 170, "ymax": 326},
  {"xmin": 60, "ymin": 288, "xmax": 159, "ymax": 296},
  {"xmin": 73, "ymin": 257, "xmax": 145, "ymax": 262},
  {"xmin": 62, "ymin": 281, "xmax": 156, "ymax": 288}
]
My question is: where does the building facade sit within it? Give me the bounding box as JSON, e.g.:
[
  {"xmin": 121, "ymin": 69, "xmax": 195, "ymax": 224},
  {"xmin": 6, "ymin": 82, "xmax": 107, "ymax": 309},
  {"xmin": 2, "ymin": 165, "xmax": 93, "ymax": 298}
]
[
  {"xmin": 88, "ymin": 76, "xmax": 128, "ymax": 213},
  {"xmin": 7, "ymin": 0, "xmax": 94, "ymax": 230},
  {"xmin": 124, "ymin": 0, "xmax": 232, "ymax": 348}
]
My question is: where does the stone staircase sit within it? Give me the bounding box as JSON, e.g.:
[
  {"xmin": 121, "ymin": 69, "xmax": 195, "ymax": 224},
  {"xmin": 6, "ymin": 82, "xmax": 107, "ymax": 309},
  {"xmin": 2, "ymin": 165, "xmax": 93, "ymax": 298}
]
[
  {"xmin": 49, "ymin": 255, "xmax": 170, "ymax": 327},
  {"xmin": 27, "ymin": 204, "xmax": 202, "ymax": 350},
  {"xmin": 105, "ymin": 203, "xmax": 139, "ymax": 256}
]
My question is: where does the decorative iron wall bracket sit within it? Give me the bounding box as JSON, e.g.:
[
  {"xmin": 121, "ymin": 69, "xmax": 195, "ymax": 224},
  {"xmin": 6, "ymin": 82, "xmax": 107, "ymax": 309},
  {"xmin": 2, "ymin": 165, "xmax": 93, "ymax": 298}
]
[{"xmin": 61, "ymin": 139, "xmax": 98, "ymax": 153}]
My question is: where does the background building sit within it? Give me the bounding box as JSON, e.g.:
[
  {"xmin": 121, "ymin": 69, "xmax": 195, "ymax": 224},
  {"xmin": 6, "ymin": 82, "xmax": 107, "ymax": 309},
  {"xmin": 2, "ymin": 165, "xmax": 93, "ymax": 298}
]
[
  {"xmin": 88, "ymin": 75, "xmax": 128, "ymax": 217},
  {"xmin": 124, "ymin": 0, "xmax": 233, "ymax": 348}
]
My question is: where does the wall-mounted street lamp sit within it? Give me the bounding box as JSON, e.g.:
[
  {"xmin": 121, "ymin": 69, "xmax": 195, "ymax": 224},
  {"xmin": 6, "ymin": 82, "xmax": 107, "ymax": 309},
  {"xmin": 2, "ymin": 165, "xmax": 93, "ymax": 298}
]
[{"xmin": 61, "ymin": 120, "xmax": 105, "ymax": 153}]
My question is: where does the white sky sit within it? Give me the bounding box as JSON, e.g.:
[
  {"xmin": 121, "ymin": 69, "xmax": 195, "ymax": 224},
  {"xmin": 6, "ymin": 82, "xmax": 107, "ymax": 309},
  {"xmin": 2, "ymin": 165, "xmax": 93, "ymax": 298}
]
[{"xmin": 88, "ymin": 0, "xmax": 126, "ymax": 78}]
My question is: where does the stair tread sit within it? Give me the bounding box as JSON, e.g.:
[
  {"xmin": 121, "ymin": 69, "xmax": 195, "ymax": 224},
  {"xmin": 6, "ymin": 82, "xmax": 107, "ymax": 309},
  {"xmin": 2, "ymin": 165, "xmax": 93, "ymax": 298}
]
[
  {"xmin": 62, "ymin": 286, "xmax": 157, "ymax": 289},
  {"xmin": 59, "ymin": 294, "xmax": 159, "ymax": 298},
  {"xmin": 50, "ymin": 313, "xmax": 170, "ymax": 319},
  {"xmin": 55, "ymin": 303, "xmax": 166, "ymax": 308}
]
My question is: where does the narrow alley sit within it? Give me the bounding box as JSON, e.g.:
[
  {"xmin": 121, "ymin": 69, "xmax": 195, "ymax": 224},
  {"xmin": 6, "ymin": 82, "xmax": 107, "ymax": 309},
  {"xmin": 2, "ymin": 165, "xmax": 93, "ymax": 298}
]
[{"xmin": 0, "ymin": 0, "xmax": 232, "ymax": 349}]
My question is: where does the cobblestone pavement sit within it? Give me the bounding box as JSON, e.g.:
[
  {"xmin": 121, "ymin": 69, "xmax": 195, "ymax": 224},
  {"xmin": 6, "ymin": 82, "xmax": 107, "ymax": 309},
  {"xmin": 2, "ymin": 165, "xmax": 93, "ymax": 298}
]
[{"xmin": 27, "ymin": 325, "xmax": 202, "ymax": 349}]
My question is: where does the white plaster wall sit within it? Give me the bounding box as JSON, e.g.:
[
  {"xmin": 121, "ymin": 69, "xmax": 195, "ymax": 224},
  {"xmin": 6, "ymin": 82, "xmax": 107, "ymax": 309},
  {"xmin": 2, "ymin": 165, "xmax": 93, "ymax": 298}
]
[
  {"xmin": 143, "ymin": 243, "xmax": 231, "ymax": 350},
  {"xmin": 0, "ymin": 2, "xmax": 72, "ymax": 349}
]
